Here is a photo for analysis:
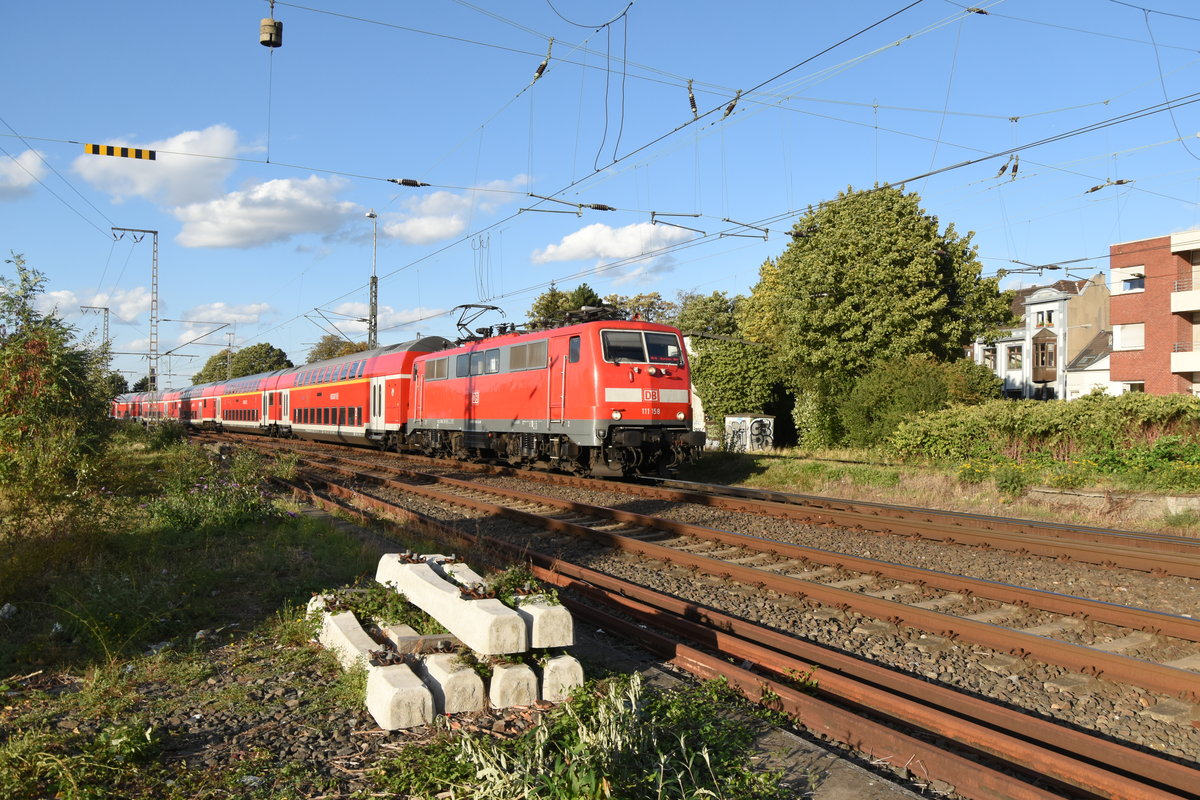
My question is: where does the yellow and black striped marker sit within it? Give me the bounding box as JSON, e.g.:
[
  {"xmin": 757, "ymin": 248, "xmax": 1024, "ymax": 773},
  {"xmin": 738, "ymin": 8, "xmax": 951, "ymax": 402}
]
[{"xmin": 84, "ymin": 143, "xmax": 156, "ymax": 161}]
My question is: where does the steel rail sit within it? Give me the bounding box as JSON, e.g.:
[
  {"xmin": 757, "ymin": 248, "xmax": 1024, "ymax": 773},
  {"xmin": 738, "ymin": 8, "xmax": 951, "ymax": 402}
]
[
  {"xmin": 271, "ymin": 474, "xmax": 1198, "ymax": 800},
  {"xmin": 203, "ymin": 431, "xmax": 1200, "ymax": 575},
  {"xmin": 289, "ymin": 449, "xmax": 1200, "ymax": 644},
  {"xmin": 285, "ymin": 457, "xmax": 1200, "ymax": 702}
]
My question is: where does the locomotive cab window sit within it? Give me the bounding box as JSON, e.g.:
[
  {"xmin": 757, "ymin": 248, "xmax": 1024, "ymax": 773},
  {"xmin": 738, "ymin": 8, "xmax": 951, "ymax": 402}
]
[
  {"xmin": 602, "ymin": 330, "xmax": 645, "ymax": 363},
  {"xmin": 485, "ymin": 349, "xmax": 500, "ymax": 374},
  {"xmin": 456, "ymin": 354, "xmax": 469, "ymax": 377},
  {"xmin": 568, "ymin": 336, "xmax": 581, "ymax": 363},
  {"xmin": 470, "ymin": 352, "xmax": 485, "ymax": 376},
  {"xmin": 646, "ymin": 333, "xmax": 682, "ymax": 364}
]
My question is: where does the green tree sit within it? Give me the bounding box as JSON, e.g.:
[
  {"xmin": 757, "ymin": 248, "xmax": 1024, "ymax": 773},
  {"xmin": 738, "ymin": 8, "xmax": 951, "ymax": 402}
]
[
  {"xmin": 0, "ymin": 254, "xmax": 113, "ymax": 530},
  {"xmin": 527, "ymin": 283, "xmax": 605, "ymax": 329},
  {"xmin": 602, "ymin": 292, "xmax": 679, "ymax": 324},
  {"xmin": 306, "ymin": 333, "xmax": 368, "ymax": 363},
  {"xmin": 740, "ymin": 185, "xmax": 1012, "ymax": 444},
  {"xmin": 676, "ymin": 291, "xmax": 785, "ymax": 438},
  {"xmin": 192, "ymin": 349, "xmax": 232, "ymax": 384},
  {"xmin": 230, "ymin": 343, "xmax": 292, "ymax": 378},
  {"xmin": 191, "ymin": 343, "xmax": 291, "ymax": 384},
  {"xmin": 131, "ymin": 375, "xmax": 152, "ymax": 392},
  {"xmin": 103, "ymin": 371, "xmax": 129, "ymax": 396}
]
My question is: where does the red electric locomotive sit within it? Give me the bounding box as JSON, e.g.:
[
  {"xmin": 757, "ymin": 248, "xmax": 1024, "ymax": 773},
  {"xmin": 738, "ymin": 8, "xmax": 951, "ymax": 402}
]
[
  {"xmin": 112, "ymin": 319, "xmax": 705, "ymax": 477},
  {"xmin": 408, "ymin": 319, "xmax": 705, "ymax": 476}
]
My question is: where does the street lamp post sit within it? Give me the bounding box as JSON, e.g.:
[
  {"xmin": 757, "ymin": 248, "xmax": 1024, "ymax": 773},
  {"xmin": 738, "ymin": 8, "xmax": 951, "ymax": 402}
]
[{"xmin": 366, "ymin": 209, "xmax": 378, "ymax": 350}]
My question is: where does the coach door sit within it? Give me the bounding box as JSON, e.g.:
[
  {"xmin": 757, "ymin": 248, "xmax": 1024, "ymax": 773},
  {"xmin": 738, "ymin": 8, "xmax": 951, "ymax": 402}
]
[
  {"xmin": 261, "ymin": 392, "xmax": 270, "ymax": 423},
  {"xmin": 369, "ymin": 377, "xmax": 386, "ymax": 431},
  {"xmin": 281, "ymin": 391, "xmax": 289, "ymax": 425}
]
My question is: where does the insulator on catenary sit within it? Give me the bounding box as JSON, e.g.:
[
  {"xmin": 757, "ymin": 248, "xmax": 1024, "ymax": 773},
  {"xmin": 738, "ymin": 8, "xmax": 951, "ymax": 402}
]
[
  {"xmin": 1010, "ymin": 154, "xmax": 1019, "ymax": 179},
  {"xmin": 583, "ymin": 203, "xmax": 616, "ymax": 211},
  {"xmin": 533, "ymin": 38, "xmax": 554, "ymax": 83},
  {"xmin": 259, "ymin": 17, "xmax": 282, "ymax": 48},
  {"xmin": 388, "ymin": 178, "xmax": 431, "ymax": 187},
  {"xmin": 723, "ymin": 89, "xmax": 742, "ymax": 119},
  {"xmin": 688, "ymin": 79, "xmax": 698, "ymax": 119}
]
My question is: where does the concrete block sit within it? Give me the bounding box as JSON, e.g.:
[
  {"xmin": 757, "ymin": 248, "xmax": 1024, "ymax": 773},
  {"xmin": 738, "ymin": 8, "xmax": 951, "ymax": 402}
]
[
  {"xmin": 376, "ymin": 554, "xmax": 525, "ymax": 655},
  {"xmin": 426, "ymin": 556, "xmax": 486, "ymax": 586},
  {"xmin": 515, "ymin": 596, "xmax": 574, "ymax": 649},
  {"xmin": 490, "ymin": 661, "xmax": 539, "ymax": 708},
  {"xmin": 366, "ymin": 662, "xmax": 434, "ymax": 730},
  {"xmin": 319, "ymin": 610, "xmax": 378, "ymax": 671},
  {"xmin": 380, "ymin": 623, "xmax": 461, "ymax": 655},
  {"xmin": 415, "ymin": 653, "xmax": 485, "ymax": 715},
  {"xmin": 540, "ymin": 654, "xmax": 584, "ymax": 703}
]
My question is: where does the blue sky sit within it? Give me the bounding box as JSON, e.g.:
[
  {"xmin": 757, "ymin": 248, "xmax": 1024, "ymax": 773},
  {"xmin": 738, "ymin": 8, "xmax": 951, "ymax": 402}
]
[{"xmin": 4, "ymin": 0, "xmax": 1200, "ymax": 387}]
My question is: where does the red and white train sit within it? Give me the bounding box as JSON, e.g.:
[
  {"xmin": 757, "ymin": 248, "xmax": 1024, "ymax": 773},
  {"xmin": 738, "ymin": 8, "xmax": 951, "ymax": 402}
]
[{"xmin": 112, "ymin": 319, "xmax": 706, "ymax": 476}]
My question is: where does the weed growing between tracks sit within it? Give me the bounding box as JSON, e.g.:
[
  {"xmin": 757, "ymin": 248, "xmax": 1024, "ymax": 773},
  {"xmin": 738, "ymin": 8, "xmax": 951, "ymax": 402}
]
[{"xmin": 372, "ymin": 674, "xmax": 792, "ymax": 800}]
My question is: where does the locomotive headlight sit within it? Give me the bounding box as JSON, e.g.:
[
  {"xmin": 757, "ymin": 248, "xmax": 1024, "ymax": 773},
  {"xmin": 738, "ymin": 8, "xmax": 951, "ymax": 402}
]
[
  {"xmin": 647, "ymin": 366, "xmax": 661, "ymax": 377},
  {"xmin": 676, "ymin": 411, "xmax": 686, "ymax": 420},
  {"xmin": 611, "ymin": 410, "xmax": 623, "ymax": 420}
]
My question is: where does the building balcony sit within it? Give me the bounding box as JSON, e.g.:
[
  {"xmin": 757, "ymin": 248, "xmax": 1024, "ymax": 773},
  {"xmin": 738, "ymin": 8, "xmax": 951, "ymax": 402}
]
[
  {"xmin": 1171, "ymin": 277, "xmax": 1200, "ymax": 313},
  {"xmin": 1171, "ymin": 342, "xmax": 1200, "ymax": 374}
]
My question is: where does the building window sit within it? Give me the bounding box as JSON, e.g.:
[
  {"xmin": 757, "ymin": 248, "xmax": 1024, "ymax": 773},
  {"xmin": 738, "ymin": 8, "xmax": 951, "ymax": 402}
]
[
  {"xmin": 1113, "ymin": 323, "xmax": 1145, "ymax": 351},
  {"xmin": 1034, "ymin": 341, "xmax": 1056, "ymax": 368},
  {"xmin": 983, "ymin": 347, "xmax": 996, "ymax": 370},
  {"xmin": 1125, "ymin": 382, "xmax": 1145, "ymax": 393},
  {"xmin": 1111, "ymin": 266, "xmax": 1146, "ymax": 294},
  {"xmin": 1035, "ymin": 310, "xmax": 1054, "ymax": 327},
  {"xmin": 1007, "ymin": 345, "xmax": 1023, "ymax": 369}
]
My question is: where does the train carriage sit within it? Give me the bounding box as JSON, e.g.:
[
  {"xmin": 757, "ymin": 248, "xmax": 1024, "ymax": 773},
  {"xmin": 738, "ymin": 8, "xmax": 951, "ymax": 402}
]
[{"xmin": 111, "ymin": 321, "xmax": 703, "ymax": 477}]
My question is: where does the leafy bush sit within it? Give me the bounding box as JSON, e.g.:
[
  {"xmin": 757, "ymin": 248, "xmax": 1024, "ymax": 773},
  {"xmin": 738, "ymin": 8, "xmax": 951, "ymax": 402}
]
[
  {"xmin": 143, "ymin": 446, "xmax": 282, "ymax": 531},
  {"xmin": 896, "ymin": 392, "xmax": 1200, "ymax": 493},
  {"xmin": 0, "ymin": 256, "xmax": 115, "ymax": 536}
]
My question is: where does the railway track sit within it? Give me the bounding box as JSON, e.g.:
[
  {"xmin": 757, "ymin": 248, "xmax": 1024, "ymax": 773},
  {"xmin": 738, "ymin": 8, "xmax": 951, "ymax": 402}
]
[
  {"xmin": 208, "ymin": 430, "xmax": 1200, "ymax": 579},
  {"xmin": 201, "ymin": 432, "xmax": 1200, "ymax": 799}
]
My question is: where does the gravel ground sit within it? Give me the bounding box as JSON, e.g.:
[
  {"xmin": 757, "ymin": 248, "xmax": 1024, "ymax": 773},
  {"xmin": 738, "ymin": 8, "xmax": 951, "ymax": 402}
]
[{"xmin": 343, "ymin": 464, "xmax": 1200, "ymax": 765}]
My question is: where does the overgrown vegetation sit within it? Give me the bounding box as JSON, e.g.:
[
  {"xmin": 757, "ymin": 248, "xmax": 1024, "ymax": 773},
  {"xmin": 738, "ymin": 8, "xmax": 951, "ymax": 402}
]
[
  {"xmin": 0, "ymin": 254, "xmax": 119, "ymax": 537},
  {"xmin": 323, "ymin": 579, "xmax": 447, "ymax": 635},
  {"xmin": 373, "ymin": 674, "xmax": 792, "ymax": 799},
  {"xmin": 890, "ymin": 390, "xmax": 1200, "ymax": 494}
]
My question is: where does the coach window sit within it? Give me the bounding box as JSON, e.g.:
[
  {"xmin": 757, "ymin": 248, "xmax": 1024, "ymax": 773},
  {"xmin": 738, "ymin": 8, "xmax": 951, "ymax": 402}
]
[
  {"xmin": 340, "ymin": 364, "xmax": 350, "ymax": 380},
  {"xmin": 470, "ymin": 351, "xmax": 485, "ymax": 376},
  {"xmin": 456, "ymin": 354, "xmax": 469, "ymax": 377},
  {"xmin": 568, "ymin": 336, "xmax": 581, "ymax": 363},
  {"xmin": 485, "ymin": 349, "xmax": 500, "ymax": 373},
  {"xmin": 339, "ymin": 407, "xmax": 346, "ymax": 426}
]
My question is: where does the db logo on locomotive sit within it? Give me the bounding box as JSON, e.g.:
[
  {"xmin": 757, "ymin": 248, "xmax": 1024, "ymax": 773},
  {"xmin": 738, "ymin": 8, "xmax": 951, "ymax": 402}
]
[{"xmin": 642, "ymin": 389, "xmax": 658, "ymax": 402}]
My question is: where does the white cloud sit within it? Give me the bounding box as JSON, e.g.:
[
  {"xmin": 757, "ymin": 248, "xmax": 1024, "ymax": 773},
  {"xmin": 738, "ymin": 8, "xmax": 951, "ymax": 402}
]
[
  {"xmin": 329, "ymin": 301, "xmax": 445, "ymax": 334},
  {"xmin": 171, "ymin": 302, "xmax": 273, "ymax": 346},
  {"xmin": 531, "ymin": 222, "xmax": 693, "ymax": 263},
  {"xmin": 0, "ymin": 149, "xmax": 46, "ymax": 199},
  {"xmin": 180, "ymin": 301, "xmax": 272, "ymax": 326},
  {"xmin": 73, "ymin": 124, "xmax": 239, "ymax": 206},
  {"xmin": 611, "ymin": 254, "xmax": 680, "ymax": 286},
  {"xmin": 35, "ymin": 286, "xmax": 152, "ymax": 323},
  {"xmin": 173, "ymin": 176, "xmax": 358, "ymax": 248},
  {"xmin": 381, "ymin": 175, "xmax": 527, "ymax": 245}
]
